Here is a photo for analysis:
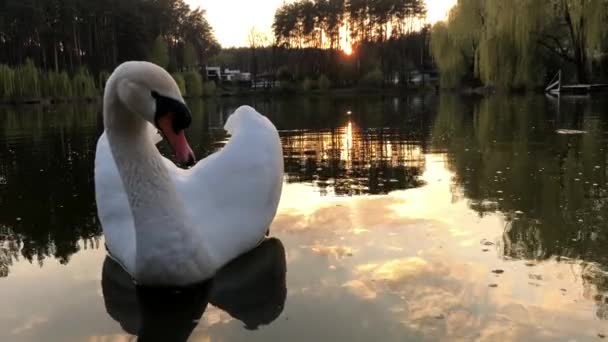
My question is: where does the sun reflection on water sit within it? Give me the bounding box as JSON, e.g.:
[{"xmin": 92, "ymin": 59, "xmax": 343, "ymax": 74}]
[{"xmin": 281, "ymin": 120, "xmax": 426, "ymax": 196}]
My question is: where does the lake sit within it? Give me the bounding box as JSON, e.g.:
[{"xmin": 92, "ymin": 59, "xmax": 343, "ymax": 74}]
[{"xmin": 0, "ymin": 94, "xmax": 607, "ymax": 341}]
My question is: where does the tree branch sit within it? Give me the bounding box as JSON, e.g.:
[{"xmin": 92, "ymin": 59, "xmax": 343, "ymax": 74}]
[{"xmin": 536, "ymin": 39, "xmax": 575, "ymax": 63}]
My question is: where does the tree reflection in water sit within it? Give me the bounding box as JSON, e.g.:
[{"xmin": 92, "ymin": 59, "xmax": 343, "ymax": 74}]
[
  {"xmin": 432, "ymin": 95, "xmax": 608, "ymax": 320},
  {"xmin": 0, "ymin": 95, "xmax": 434, "ymax": 276}
]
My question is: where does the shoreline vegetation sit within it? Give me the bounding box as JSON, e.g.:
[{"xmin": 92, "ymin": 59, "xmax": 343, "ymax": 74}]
[
  {"xmin": 0, "ymin": 0, "xmax": 441, "ymax": 106},
  {"xmin": 429, "ymin": 0, "xmax": 608, "ymax": 91},
  {"xmin": 4, "ymin": 0, "xmax": 606, "ymax": 105}
]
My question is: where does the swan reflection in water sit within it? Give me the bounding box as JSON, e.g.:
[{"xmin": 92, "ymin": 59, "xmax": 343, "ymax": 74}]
[{"xmin": 101, "ymin": 238, "xmax": 287, "ymax": 341}]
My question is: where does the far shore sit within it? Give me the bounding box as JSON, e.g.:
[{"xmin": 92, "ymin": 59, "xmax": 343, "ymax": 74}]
[{"xmin": 3, "ymin": 84, "xmax": 588, "ymax": 106}]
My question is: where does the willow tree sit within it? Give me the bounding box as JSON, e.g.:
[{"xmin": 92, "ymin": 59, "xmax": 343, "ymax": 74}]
[
  {"xmin": 149, "ymin": 37, "xmax": 170, "ymax": 69},
  {"xmin": 430, "ymin": 23, "xmax": 469, "ymax": 87},
  {"xmin": 431, "ymin": 0, "xmax": 608, "ymax": 88},
  {"xmin": 476, "ymin": 1, "xmax": 546, "ymax": 88},
  {"xmin": 546, "ymin": 0, "xmax": 608, "ymax": 83}
]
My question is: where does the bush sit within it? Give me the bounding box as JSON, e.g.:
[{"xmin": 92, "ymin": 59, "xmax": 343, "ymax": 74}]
[
  {"xmin": 318, "ymin": 74, "xmax": 330, "ymax": 91},
  {"xmin": 99, "ymin": 70, "xmax": 111, "ymax": 90},
  {"xmin": 184, "ymin": 70, "xmax": 203, "ymax": 97},
  {"xmin": 202, "ymin": 81, "xmax": 216, "ymax": 97},
  {"xmin": 72, "ymin": 67, "xmax": 97, "ymax": 98},
  {"xmin": 278, "ymin": 80, "xmax": 297, "ymax": 93},
  {"xmin": 14, "ymin": 59, "xmax": 41, "ymax": 98},
  {"xmin": 0, "ymin": 64, "xmax": 15, "ymax": 98},
  {"xmin": 171, "ymin": 72, "xmax": 187, "ymax": 96},
  {"xmin": 149, "ymin": 36, "xmax": 170, "ymax": 69},
  {"xmin": 360, "ymin": 67, "xmax": 384, "ymax": 88},
  {"xmin": 301, "ymin": 77, "xmax": 313, "ymax": 92},
  {"xmin": 44, "ymin": 71, "xmax": 73, "ymax": 98},
  {"xmin": 277, "ymin": 66, "xmax": 293, "ymax": 82}
]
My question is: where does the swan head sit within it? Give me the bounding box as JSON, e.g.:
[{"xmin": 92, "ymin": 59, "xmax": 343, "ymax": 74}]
[{"xmin": 107, "ymin": 61, "xmax": 195, "ymax": 166}]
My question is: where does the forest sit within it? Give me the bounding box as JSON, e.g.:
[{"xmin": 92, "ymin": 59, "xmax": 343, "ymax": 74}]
[
  {"xmin": 0, "ymin": 0, "xmax": 218, "ymax": 101},
  {"xmin": 430, "ymin": 0, "xmax": 608, "ymax": 89},
  {"xmin": 0, "ymin": 0, "xmax": 435, "ymax": 101},
  {"xmin": 212, "ymin": 0, "xmax": 431, "ymax": 91}
]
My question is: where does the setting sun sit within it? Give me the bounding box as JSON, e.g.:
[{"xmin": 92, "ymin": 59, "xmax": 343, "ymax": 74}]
[
  {"xmin": 343, "ymin": 44, "xmax": 353, "ymax": 56},
  {"xmin": 425, "ymin": 0, "xmax": 457, "ymax": 24},
  {"xmin": 187, "ymin": 0, "xmax": 457, "ymax": 47}
]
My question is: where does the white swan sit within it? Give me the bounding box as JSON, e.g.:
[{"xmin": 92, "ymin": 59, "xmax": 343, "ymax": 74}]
[{"xmin": 94, "ymin": 61, "xmax": 283, "ymax": 286}]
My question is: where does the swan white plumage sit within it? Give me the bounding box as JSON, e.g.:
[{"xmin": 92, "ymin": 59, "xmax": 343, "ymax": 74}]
[{"xmin": 94, "ymin": 61, "xmax": 283, "ymax": 286}]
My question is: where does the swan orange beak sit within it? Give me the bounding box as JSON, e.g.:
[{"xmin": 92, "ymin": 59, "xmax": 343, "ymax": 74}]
[{"xmin": 157, "ymin": 114, "xmax": 196, "ymax": 167}]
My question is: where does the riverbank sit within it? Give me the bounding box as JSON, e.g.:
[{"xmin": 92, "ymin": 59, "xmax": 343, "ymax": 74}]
[
  {"xmin": 0, "ymin": 86, "xmax": 440, "ymax": 105},
  {"xmin": 0, "ymin": 97, "xmax": 100, "ymax": 106}
]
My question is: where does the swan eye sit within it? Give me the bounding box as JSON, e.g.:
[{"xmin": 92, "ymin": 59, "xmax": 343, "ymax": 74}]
[{"xmin": 152, "ymin": 92, "xmax": 192, "ymax": 133}]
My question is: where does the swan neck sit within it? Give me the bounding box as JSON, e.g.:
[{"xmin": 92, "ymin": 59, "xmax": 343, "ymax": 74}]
[{"xmin": 103, "ymin": 84, "xmax": 213, "ymax": 285}]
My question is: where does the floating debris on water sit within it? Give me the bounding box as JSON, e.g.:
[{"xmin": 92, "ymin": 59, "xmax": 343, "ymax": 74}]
[
  {"xmin": 492, "ymin": 269, "xmax": 504, "ymax": 274},
  {"xmin": 556, "ymin": 129, "xmax": 587, "ymax": 135},
  {"xmin": 488, "ymin": 284, "xmax": 498, "ymax": 288},
  {"xmin": 481, "ymin": 239, "xmax": 494, "ymax": 246}
]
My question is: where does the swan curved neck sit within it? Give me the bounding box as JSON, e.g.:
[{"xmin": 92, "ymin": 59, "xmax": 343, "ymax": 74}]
[{"xmin": 103, "ymin": 83, "xmax": 213, "ymax": 285}]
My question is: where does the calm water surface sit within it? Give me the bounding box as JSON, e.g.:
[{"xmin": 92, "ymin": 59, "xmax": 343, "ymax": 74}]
[{"xmin": 0, "ymin": 95, "xmax": 607, "ymax": 341}]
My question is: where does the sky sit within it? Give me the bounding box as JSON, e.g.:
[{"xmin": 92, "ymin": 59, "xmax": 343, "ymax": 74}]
[{"xmin": 185, "ymin": 0, "xmax": 457, "ymax": 48}]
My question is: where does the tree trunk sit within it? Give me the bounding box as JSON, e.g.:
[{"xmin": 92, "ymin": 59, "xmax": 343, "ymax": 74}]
[
  {"xmin": 53, "ymin": 40, "xmax": 59, "ymax": 72},
  {"xmin": 574, "ymin": 44, "xmax": 588, "ymax": 83},
  {"xmin": 563, "ymin": 1, "xmax": 588, "ymax": 83}
]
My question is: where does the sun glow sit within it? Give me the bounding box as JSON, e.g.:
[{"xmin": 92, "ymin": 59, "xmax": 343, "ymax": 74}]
[
  {"xmin": 425, "ymin": 0, "xmax": 457, "ymax": 24},
  {"xmin": 342, "ymin": 44, "xmax": 353, "ymax": 56},
  {"xmin": 187, "ymin": 0, "xmax": 456, "ymax": 47}
]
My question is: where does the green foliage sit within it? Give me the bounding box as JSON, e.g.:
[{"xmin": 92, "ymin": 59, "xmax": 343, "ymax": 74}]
[
  {"xmin": 318, "ymin": 74, "xmax": 331, "ymax": 91},
  {"xmin": 0, "ymin": 62, "xmax": 100, "ymax": 99},
  {"xmin": 431, "ymin": 0, "xmax": 608, "ymax": 88},
  {"xmin": 0, "ymin": 0, "xmax": 219, "ymax": 74},
  {"xmin": 171, "ymin": 73, "xmax": 187, "ymax": 95},
  {"xmin": 0, "ymin": 64, "xmax": 15, "ymax": 98},
  {"xmin": 43, "ymin": 71, "xmax": 73, "ymax": 98},
  {"xmin": 184, "ymin": 70, "xmax": 203, "ymax": 97},
  {"xmin": 183, "ymin": 43, "xmax": 198, "ymax": 70},
  {"xmin": 301, "ymin": 77, "xmax": 313, "ymax": 92},
  {"xmin": 360, "ymin": 67, "xmax": 383, "ymax": 88},
  {"xmin": 202, "ymin": 81, "xmax": 216, "ymax": 97},
  {"xmin": 208, "ymin": 50, "xmax": 237, "ymax": 67},
  {"xmin": 149, "ymin": 36, "xmax": 170, "ymax": 69},
  {"xmin": 14, "ymin": 59, "xmax": 41, "ymax": 98},
  {"xmin": 99, "ymin": 71, "xmax": 111, "ymax": 90},
  {"xmin": 72, "ymin": 67, "xmax": 97, "ymax": 98},
  {"xmin": 430, "ymin": 22, "xmax": 468, "ymax": 88}
]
